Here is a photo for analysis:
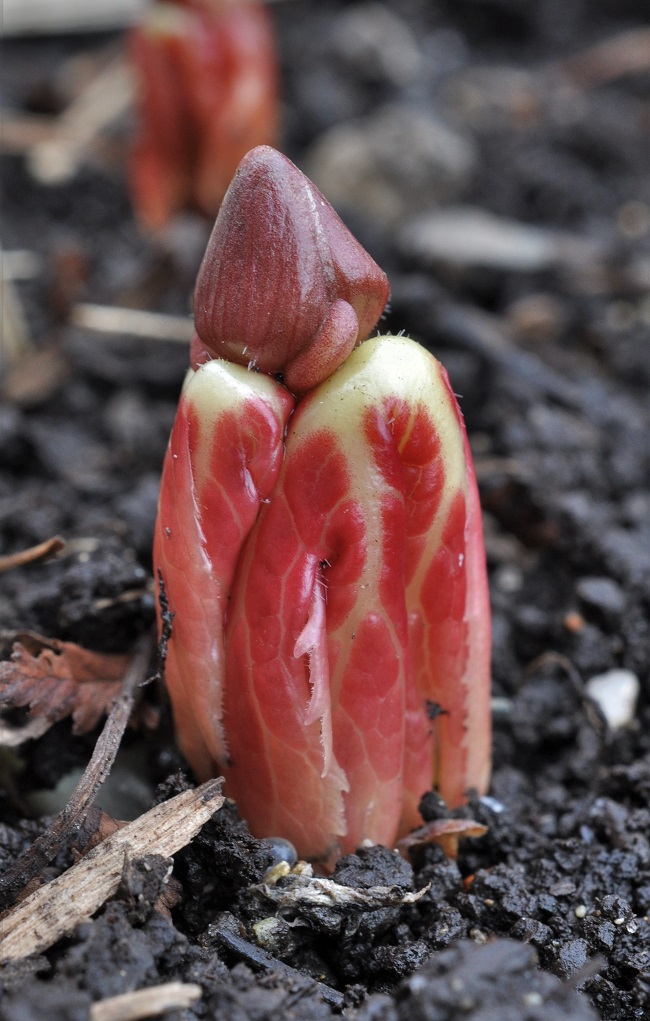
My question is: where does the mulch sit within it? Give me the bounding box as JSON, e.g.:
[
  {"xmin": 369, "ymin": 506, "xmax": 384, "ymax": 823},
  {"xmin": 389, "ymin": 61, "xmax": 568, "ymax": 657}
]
[{"xmin": 0, "ymin": 2, "xmax": 648, "ymax": 1018}]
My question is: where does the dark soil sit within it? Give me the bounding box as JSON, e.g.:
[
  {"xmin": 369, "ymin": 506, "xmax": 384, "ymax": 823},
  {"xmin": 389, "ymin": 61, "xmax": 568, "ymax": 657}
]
[{"xmin": 1, "ymin": 2, "xmax": 649, "ymax": 1019}]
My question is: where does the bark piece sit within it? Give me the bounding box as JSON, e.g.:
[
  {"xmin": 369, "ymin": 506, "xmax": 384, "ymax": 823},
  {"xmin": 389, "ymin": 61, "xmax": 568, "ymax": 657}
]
[
  {"xmin": 0, "ymin": 780, "xmax": 224, "ymax": 962},
  {"xmin": 89, "ymin": 982, "xmax": 202, "ymax": 1021}
]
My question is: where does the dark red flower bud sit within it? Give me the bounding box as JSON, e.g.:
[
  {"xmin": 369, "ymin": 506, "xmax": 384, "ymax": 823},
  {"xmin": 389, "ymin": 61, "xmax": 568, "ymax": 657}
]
[{"xmin": 194, "ymin": 145, "xmax": 390, "ymax": 393}]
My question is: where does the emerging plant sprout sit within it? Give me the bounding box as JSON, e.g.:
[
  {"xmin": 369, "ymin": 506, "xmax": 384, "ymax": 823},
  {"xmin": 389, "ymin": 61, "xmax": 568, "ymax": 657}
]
[
  {"xmin": 154, "ymin": 146, "xmax": 491, "ymax": 866},
  {"xmin": 128, "ymin": 0, "xmax": 278, "ymax": 229}
]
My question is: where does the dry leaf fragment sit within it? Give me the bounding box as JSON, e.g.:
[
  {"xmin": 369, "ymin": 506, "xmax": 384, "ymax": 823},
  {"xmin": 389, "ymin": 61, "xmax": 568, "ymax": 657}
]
[
  {"xmin": 253, "ymin": 867, "xmax": 430, "ymax": 911},
  {"xmin": 397, "ymin": 818, "xmax": 488, "ymax": 860},
  {"xmin": 0, "ymin": 636, "xmax": 151, "ymax": 912},
  {"xmin": 0, "ymin": 632, "xmax": 130, "ymax": 734}
]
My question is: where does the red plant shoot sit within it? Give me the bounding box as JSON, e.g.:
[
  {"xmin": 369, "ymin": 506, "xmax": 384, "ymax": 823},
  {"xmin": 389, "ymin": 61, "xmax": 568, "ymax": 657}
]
[
  {"xmin": 128, "ymin": 0, "xmax": 279, "ymax": 229},
  {"xmin": 154, "ymin": 146, "xmax": 491, "ymax": 866}
]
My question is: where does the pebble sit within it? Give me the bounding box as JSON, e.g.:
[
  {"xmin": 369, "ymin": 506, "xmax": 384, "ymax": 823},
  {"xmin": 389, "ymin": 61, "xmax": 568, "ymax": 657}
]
[
  {"xmin": 493, "ymin": 564, "xmax": 524, "ymax": 593},
  {"xmin": 480, "ymin": 795, "xmax": 506, "ymax": 814},
  {"xmin": 585, "ymin": 669, "xmax": 640, "ymax": 730},
  {"xmin": 576, "ymin": 575, "xmax": 626, "ymax": 621}
]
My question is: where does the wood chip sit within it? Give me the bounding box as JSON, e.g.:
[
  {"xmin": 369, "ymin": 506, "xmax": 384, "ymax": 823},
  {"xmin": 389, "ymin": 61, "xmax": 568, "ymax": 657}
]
[
  {"xmin": 2, "ymin": 0, "xmax": 148, "ymax": 36},
  {"xmin": 90, "ymin": 982, "xmax": 202, "ymax": 1021},
  {"xmin": 1, "ymin": 250, "xmax": 42, "ymax": 281},
  {"xmin": 71, "ymin": 303, "xmax": 195, "ymax": 343},
  {"xmin": 0, "ymin": 271, "xmax": 31, "ymax": 365},
  {"xmin": 401, "ymin": 206, "xmax": 601, "ymax": 273},
  {"xmin": 0, "ymin": 780, "xmax": 224, "ymax": 962},
  {"xmin": 2, "ymin": 0, "xmax": 287, "ymax": 36},
  {"xmin": 27, "ymin": 57, "xmax": 134, "ymax": 185},
  {"xmin": 558, "ymin": 28, "xmax": 650, "ymax": 88},
  {"xmin": 1, "ymin": 345, "xmax": 72, "ymax": 407}
]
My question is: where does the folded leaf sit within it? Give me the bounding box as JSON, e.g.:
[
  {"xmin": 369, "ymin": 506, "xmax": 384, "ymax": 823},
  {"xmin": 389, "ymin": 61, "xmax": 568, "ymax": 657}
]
[
  {"xmin": 156, "ymin": 337, "xmax": 491, "ymax": 863},
  {"xmin": 221, "ymin": 336, "xmax": 490, "ymax": 861},
  {"xmin": 153, "ymin": 358, "xmax": 294, "ymax": 776}
]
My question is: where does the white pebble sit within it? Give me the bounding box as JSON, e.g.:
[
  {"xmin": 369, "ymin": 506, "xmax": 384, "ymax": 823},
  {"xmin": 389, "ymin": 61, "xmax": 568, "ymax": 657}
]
[
  {"xmin": 480, "ymin": 795, "xmax": 506, "ymax": 814},
  {"xmin": 586, "ymin": 669, "xmax": 640, "ymax": 731}
]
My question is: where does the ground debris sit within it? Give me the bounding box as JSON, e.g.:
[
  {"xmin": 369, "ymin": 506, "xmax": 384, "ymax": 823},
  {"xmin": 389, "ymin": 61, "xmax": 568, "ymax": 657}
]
[
  {"xmin": 0, "ymin": 635, "xmax": 151, "ymax": 910},
  {"xmin": 0, "ymin": 631, "xmax": 131, "ymax": 734},
  {"xmin": 0, "ymin": 780, "xmax": 224, "ymax": 962},
  {"xmin": 251, "ymin": 868, "xmax": 428, "ymax": 914}
]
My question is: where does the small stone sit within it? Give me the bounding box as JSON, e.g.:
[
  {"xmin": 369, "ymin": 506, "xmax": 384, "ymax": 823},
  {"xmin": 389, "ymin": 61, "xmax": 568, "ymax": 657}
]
[
  {"xmin": 586, "ymin": 669, "xmax": 640, "ymax": 731},
  {"xmin": 252, "ymin": 916, "xmax": 298, "ymax": 957},
  {"xmin": 480, "ymin": 795, "xmax": 506, "ymax": 814},
  {"xmin": 523, "ymin": 992, "xmax": 543, "ymax": 1006},
  {"xmin": 550, "ymin": 880, "xmax": 576, "ymax": 897},
  {"xmin": 494, "ymin": 564, "xmax": 524, "ymax": 593},
  {"xmin": 576, "ymin": 576, "xmax": 626, "ymax": 621}
]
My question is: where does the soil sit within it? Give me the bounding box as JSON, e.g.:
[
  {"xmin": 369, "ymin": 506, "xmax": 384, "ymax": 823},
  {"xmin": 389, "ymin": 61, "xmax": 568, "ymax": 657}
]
[{"xmin": 1, "ymin": 1, "xmax": 649, "ymax": 1019}]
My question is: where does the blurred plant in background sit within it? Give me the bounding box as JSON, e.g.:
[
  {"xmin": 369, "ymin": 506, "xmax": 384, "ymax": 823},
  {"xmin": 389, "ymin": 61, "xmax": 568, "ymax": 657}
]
[{"xmin": 128, "ymin": 0, "xmax": 279, "ymax": 229}]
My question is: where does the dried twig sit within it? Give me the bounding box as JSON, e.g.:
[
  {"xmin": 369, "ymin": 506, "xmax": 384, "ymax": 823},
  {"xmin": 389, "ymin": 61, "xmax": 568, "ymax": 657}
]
[
  {"xmin": 90, "ymin": 982, "xmax": 202, "ymax": 1021},
  {"xmin": 0, "ymin": 537, "xmax": 65, "ymax": 575},
  {"xmin": 209, "ymin": 922, "xmax": 345, "ymax": 1010},
  {"xmin": 0, "ymin": 634, "xmax": 152, "ymax": 911},
  {"xmin": 0, "ymin": 779, "xmax": 224, "ymax": 962},
  {"xmin": 0, "ymin": 116, "xmax": 61, "ymax": 154},
  {"xmin": 557, "ymin": 28, "xmax": 650, "ymax": 88},
  {"xmin": 26, "ymin": 57, "xmax": 134, "ymax": 185},
  {"xmin": 3, "ymin": 0, "xmax": 147, "ymax": 36},
  {"xmin": 3, "ymin": 0, "xmax": 288, "ymax": 36},
  {"xmin": 71, "ymin": 303, "xmax": 194, "ymax": 343}
]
